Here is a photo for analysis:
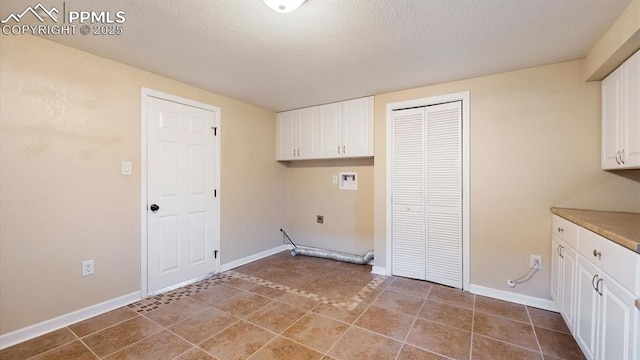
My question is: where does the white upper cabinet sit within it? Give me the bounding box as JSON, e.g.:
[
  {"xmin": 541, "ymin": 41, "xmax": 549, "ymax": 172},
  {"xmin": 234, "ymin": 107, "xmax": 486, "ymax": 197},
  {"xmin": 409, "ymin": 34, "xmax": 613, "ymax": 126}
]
[
  {"xmin": 602, "ymin": 49, "xmax": 640, "ymax": 169},
  {"xmin": 341, "ymin": 97, "xmax": 374, "ymax": 157},
  {"xmin": 317, "ymin": 102, "xmax": 342, "ymax": 158},
  {"xmin": 297, "ymin": 107, "xmax": 319, "ymax": 160},
  {"xmin": 278, "ymin": 96, "xmax": 374, "ymax": 161},
  {"xmin": 276, "ymin": 107, "xmax": 318, "ymax": 161}
]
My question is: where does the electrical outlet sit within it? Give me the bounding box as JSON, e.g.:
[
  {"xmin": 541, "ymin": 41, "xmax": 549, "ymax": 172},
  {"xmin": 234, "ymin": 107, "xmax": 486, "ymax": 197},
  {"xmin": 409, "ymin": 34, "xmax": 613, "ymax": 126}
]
[
  {"xmin": 530, "ymin": 255, "xmax": 542, "ymax": 270},
  {"xmin": 82, "ymin": 259, "xmax": 95, "ymax": 276},
  {"xmin": 317, "ymin": 215, "xmax": 324, "ymax": 224}
]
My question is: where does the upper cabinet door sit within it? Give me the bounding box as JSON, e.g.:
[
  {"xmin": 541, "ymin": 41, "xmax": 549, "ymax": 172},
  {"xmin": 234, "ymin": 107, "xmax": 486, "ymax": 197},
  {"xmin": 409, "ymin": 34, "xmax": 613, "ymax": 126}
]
[
  {"xmin": 276, "ymin": 110, "xmax": 297, "ymax": 161},
  {"xmin": 342, "ymin": 97, "xmax": 374, "ymax": 157},
  {"xmin": 602, "ymin": 49, "xmax": 640, "ymax": 170},
  {"xmin": 318, "ymin": 102, "xmax": 342, "ymax": 158},
  {"xmin": 622, "ymin": 51, "xmax": 640, "ymax": 168},
  {"xmin": 602, "ymin": 69, "xmax": 621, "ymax": 170},
  {"xmin": 297, "ymin": 106, "xmax": 318, "ymax": 159}
]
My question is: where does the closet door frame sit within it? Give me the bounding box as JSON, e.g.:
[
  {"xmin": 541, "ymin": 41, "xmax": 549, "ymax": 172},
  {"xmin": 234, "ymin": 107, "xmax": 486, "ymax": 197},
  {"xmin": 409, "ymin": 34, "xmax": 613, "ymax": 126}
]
[{"xmin": 385, "ymin": 91, "xmax": 470, "ymax": 290}]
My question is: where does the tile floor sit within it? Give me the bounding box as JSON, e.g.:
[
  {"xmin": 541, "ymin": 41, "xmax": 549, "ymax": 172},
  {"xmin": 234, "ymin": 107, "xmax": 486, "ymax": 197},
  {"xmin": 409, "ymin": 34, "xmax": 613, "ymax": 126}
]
[{"xmin": 0, "ymin": 251, "xmax": 585, "ymax": 360}]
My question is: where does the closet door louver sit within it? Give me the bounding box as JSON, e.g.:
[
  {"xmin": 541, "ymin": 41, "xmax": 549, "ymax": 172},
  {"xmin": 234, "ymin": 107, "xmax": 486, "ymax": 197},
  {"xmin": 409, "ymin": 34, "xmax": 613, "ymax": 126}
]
[
  {"xmin": 391, "ymin": 108, "xmax": 426, "ymax": 280},
  {"xmin": 425, "ymin": 101, "xmax": 462, "ymax": 288}
]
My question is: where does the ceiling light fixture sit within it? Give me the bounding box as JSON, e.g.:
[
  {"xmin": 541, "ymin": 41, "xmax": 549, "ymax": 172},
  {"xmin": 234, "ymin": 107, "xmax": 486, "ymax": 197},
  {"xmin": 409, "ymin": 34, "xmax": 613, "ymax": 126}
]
[{"xmin": 262, "ymin": 0, "xmax": 306, "ymax": 13}]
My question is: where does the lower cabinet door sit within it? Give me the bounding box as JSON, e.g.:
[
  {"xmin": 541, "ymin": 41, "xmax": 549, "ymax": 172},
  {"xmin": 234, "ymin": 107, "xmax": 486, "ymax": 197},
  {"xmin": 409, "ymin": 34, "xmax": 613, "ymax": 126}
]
[
  {"xmin": 560, "ymin": 245, "xmax": 577, "ymax": 329},
  {"xmin": 550, "ymin": 236, "xmax": 562, "ymax": 305},
  {"xmin": 597, "ymin": 273, "xmax": 638, "ymax": 360},
  {"xmin": 575, "ymin": 256, "xmax": 599, "ymax": 360}
]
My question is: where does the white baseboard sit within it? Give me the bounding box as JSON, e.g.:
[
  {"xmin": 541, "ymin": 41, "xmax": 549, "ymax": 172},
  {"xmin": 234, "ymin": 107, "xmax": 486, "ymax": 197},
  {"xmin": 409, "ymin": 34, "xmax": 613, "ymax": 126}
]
[
  {"xmin": 0, "ymin": 291, "xmax": 140, "ymax": 350},
  {"xmin": 469, "ymin": 284, "xmax": 558, "ymax": 312},
  {"xmin": 221, "ymin": 244, "xmax": 292, "ymax": 272},
  {"xmin": 371, "ymin": 266, "xmax": 388, "ymax": 276}
]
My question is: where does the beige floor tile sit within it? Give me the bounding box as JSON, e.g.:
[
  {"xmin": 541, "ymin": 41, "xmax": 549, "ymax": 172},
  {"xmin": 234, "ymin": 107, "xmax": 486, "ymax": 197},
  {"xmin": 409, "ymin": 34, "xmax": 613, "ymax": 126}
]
[
  {"xmin": 249, "ymin": 285, "xmax": 286, "ymax": 299},
  {"xmin": 418, "ymin": 299, "xmax": 473, "ymax": 331},
  {"xmin": 312, "ymin": 302, "xmax": 366, "ymax": 324},
  {"xmin": 0, "ymin": 328, "xmax": 77, "ymax": 360},
  {"xmin": 535, "ymin": 327, "xmax": 586, "ymax": 360},
  {"xmin": 276, "ymin": 292, "xmax": 319, "ymax": 310},
  {"xmin": 69, "ymin": 307, "xmax": 138, "ymax": 338},
  {"xmin": 174, "ymin": 348, "xmax": 216, "ymax": 360},
  {"xmin": 282, "ymin": 313, "xmax": 349, "ymax": 353},
  {"xmin": 354, "ymin": 305, "xmax": 415, "ymax": 341},
  {"xmin": 475, "ymin": 296, "xmax": 529, "ymax": 322},
  {"xmin": 473, "ymin": 312, "xmax": 538, "ymax": 351},
  {"xmin": 328, "ymin": 327, "xmax": 402, "ymax": 360},
  {"xmin": 214, "ymin": 292, "xmax": 272, "ymax": 318},
  {"xmin": 387, "ymin": 277, "xmax": 433, "ymax": 298},
  {"xmin": 145, "ymin": 298, "xmax": 210, "ymax": 327},
  {"xmin": 199, "ymin": 320, "xmax": 275, "ymax": 360},
  {"xmin": 249, "ymin": 336, "xmax": 323, "ymax": 360},
  {"xmin": 406, "ymin": 319, "xmax": 471, "ymax": 360},
  {"xmin": 104, "ymin": 330, "xmax": 191, "ymax": 360},
  {"xmin": 82, "ymin": 316, "xmax": 162, "ymax": 358},
  {"xmin": 190, "ymin": 284, "xmax": 244, "ymax": 306},
  {"xmin": 31, "ymin": 340, "xmax": 96, "ymax": 360},
  {"xmin": 542, "ymin": 354, "xmax": 565, "ymax": 360},
  {"xmin": 472, "ymin": 334, "xmax": 543, "ymax": 360},
  {"xmin": 427, "ymin": 286, "xmax": 474, "ymax": 309},
  {"xmin": 372, "ymin": 289, "xmax": 425, "ymax": 316},
  {"xmin": 396, "ymin": 344, "xmax": 450, "ymax": 360},
  {"xmin": 169, "ymin": 308, "xmax": 238, "ymax": 344},
  {"xmin": 224, "ymin": 278, "xmax": 258, "ymax": 290},
  {"xmin": 245, "ymin": 301, "xmax": 307, "ymax": 333},
  {"xmin": 527, "ymin": 307, "xmax": 570, "ymax": 334}
]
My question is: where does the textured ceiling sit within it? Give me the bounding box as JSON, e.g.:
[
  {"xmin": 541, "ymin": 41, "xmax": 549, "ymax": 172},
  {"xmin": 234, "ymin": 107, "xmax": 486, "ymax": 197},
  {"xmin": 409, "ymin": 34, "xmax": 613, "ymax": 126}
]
[{"xmin": 0, "ymin": 0, "xmax": 632, "ymax": 111}]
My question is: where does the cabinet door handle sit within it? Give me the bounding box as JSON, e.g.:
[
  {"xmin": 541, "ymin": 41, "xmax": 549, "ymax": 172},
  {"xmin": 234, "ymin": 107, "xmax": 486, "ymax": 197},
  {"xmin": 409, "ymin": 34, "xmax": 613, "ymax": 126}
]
[
  {"xmin": 343, "ymin": 145, "xmax": 346, "ymax": 154},
  {"xmin": 559, "ymin": 245, "xmax": 565, "ymax": 259},
  {"xmin": 338, "ymin": 146, "xmax": 341, "ymax": 154},
  {"xmin": 556, "ymin": 244, "xmax": 561, "ymax": 257},
  {"xmin": 615, "ymin": 150, "xmax": 621, "ymax": 165},
  {"xmin": 592, "ymin": 249, "xmax": 602, "ymax": 259},
  {"xmin": 596, "ymin": 278, "xmax": 603, "ymax": 296},
  {"xmin": 557, "ymin": 227, "xmax": 564, "ymax": 233},
  {"xmin": 592, "ymin": 274, "xmax": 599, "ymax": 292},
  {"xmin": 621, "ymin": 149, "xmax": 625, "ymax": 164}
]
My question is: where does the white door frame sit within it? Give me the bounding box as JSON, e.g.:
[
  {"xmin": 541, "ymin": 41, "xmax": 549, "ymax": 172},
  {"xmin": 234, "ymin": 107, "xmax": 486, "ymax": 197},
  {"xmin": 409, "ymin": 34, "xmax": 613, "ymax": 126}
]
[
  {"xmin": 385, "ymin": 91, "xmax": 470, "ymax": 290},
  {"xmin": 140, "ymin": 88, "xmax": 221, "ymax": 298}
]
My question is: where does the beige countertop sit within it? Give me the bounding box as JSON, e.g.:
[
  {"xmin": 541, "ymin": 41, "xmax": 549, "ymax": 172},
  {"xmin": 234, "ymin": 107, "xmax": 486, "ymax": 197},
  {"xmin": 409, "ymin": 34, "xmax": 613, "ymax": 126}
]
[{"xmin": 551, "ymin": 208, "xmax": 640, "ymax": 254}]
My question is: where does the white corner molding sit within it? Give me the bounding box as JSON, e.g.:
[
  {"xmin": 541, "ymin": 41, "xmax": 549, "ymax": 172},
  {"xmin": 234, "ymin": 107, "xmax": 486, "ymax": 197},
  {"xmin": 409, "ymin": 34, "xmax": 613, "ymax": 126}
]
[
  {"xmin": 469, "ymin": 284, "xmax": 558, "ymax": 312},
  {"xmin": 0, "ymin": 292, "xmax": 140, "ymax": 350},
  {"xmin": 221, "ymin": 245, "xmax": 292, "ymax": 272}
]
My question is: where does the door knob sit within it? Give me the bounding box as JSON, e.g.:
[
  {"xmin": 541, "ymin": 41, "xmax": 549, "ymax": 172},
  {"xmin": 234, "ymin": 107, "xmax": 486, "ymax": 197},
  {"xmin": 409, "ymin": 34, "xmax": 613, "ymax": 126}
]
[{"xmin": 150, "ymin": 204, "xmax": 160, "ymax": 212}]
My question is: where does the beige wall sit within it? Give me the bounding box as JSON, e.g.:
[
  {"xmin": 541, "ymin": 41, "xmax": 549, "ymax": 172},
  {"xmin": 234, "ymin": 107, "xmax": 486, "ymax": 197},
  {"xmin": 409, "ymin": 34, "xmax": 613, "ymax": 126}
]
[
  {"xmin": 0, "ymin": 35, "xmax": 287, "ymax": 334},
  {"xmin": 285, "ymin": 159, "xmax": 374, "ymax": 255},
  {"xmin": 584, "ymin": 0, "xmax": 640, "ymax": 80},
  {"xmin": 374, "ymin": 60, "xmax": 640, "ymax": 299}
]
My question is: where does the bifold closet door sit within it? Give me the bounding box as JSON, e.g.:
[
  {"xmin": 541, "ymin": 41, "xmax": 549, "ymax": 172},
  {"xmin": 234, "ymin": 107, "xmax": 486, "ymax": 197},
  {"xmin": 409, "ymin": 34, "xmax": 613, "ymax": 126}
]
[
  {"xmin": 391, "ymin": 108, "xmax": 426, "ymax": 280},
  {"xmin": 391, "ymin": 101, "xmax": 462, "ymax": 288}
]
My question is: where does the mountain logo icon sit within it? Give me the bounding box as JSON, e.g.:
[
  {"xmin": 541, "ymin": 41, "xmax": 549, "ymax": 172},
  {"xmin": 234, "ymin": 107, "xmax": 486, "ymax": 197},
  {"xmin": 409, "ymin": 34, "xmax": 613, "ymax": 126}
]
[{"xmin": 1, "ymin": 3, "xmax": 59, "ymax": 24}]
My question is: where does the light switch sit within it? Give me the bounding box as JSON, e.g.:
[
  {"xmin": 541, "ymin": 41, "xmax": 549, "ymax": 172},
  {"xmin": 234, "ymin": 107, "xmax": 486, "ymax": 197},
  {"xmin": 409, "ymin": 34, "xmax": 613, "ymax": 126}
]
[
  {"xmin": 332, "ymin": 175, "xmax": 338, "ymax": 184},
  {"xmin": 121, "ymin": 161, "xmax": 132, "ymax": 175}
]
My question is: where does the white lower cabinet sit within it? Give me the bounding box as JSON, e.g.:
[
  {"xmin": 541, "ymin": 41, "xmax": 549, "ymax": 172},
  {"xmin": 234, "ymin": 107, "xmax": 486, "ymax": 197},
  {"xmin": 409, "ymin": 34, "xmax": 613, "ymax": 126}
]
[
  {"xmin": 551, "ymin": 215, "xmax": 639, "ymax": 360},
  {"xmin": 551, "ymin": 235, "xmax": 577, "ymax": 328}
]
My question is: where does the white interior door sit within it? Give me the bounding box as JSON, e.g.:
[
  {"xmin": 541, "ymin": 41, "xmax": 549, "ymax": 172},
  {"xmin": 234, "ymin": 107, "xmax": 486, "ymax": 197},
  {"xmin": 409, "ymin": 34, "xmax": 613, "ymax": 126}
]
[
  {"xmin": 425, "ymin": 101, "xmax": 462, "ymax": 288},
  {"xmin": 391, "ymin": 108, "xmax": 426, "ymax": 280},
  {"xmin": 391, "ymin": 101, "xmax": 462, "ymax": 288},
  {"xmin": 146, "ymin": 96, "xmax": 218, "ymax": 294}
]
